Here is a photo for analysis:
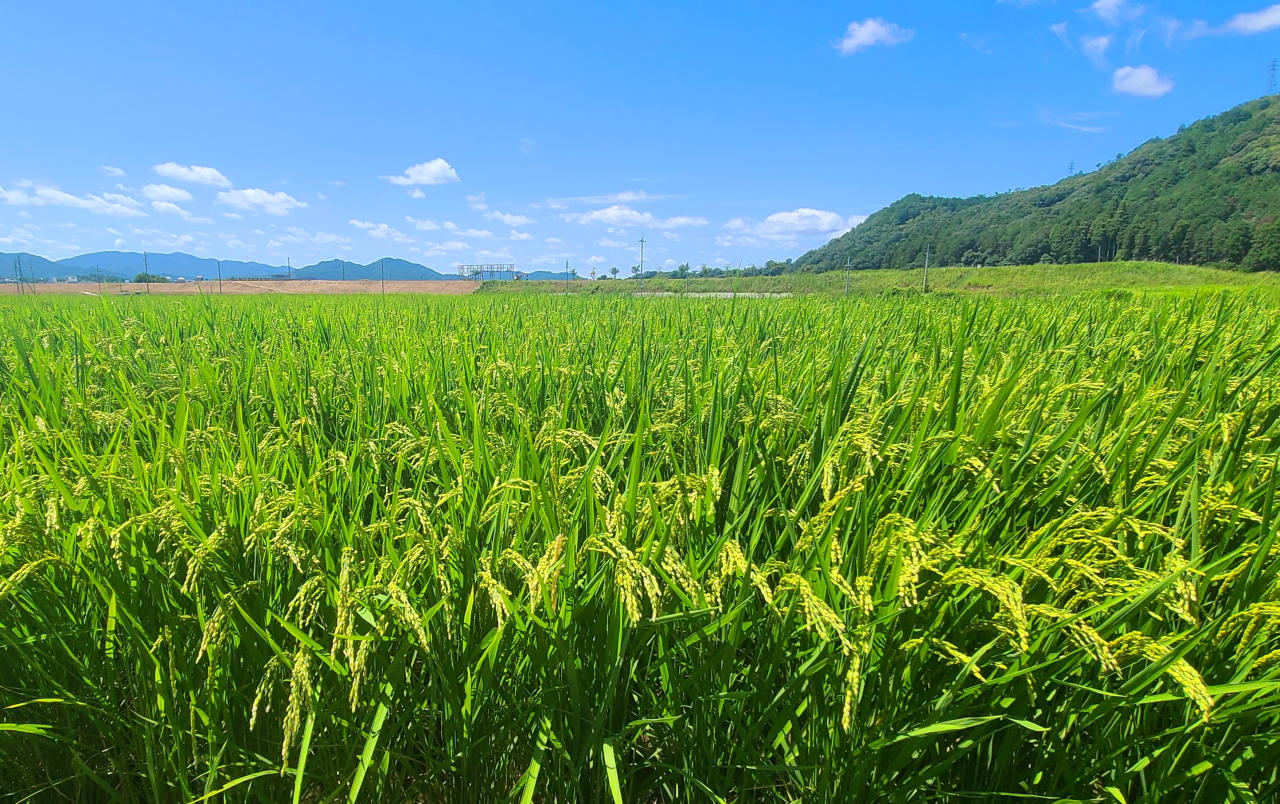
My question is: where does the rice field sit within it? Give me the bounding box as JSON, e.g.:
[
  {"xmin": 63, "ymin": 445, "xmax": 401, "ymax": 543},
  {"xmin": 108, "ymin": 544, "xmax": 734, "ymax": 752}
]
[{"xmin": 2, "ymin": 290, "xmax": 1280, "ymax": 803}]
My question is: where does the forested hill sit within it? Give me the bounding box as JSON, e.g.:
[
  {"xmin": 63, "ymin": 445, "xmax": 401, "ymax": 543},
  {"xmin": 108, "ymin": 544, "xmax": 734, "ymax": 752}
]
[{"xmin": 794, "ymin": 97, "xmax": 1280, "ymax": 273}]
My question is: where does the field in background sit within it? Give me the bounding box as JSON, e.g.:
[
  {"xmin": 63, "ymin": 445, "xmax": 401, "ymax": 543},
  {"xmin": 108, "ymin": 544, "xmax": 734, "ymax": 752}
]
[
  {"xmin": 479, "ymin": 261, "xmax": 1280, "ymax": 297},
  {"xmin": 0, "ymin": 279, "xmax": 479, "ymax": 296},
  {"xmin": 2, "ymin": 291, "xmax": 1280, "ymax": 802}
]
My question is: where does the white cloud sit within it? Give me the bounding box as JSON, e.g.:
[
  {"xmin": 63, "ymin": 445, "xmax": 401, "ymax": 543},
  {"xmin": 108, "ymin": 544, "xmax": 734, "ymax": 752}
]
[
  {"xmin": 350, "ymin": 220, "xmax": 414, "ymax": 243},
  {"xmin": 545, "ymin": 237, "xmax": 563, "ymax": 244},
  {"xmin": 836, "ymin": 18, "xmax": 914, "ymax": 56},
  {"xmin": 474, "ymin": 249, "xmax": 513, "ymax": 261},
  {"xmin": 1226, "ymin": 5, "xmax": 1280, "ymax": 34},
  {"xmin": 486, "ymin": 210, "xmax": 536, "ymax": 226},
  {"xmin": 114, "ymin": 237, "xmax": 127, "ymax": 247},
  {"xmin": 153, "ymin": 163, "xmax": 232, "ymax": 188},
  {"xmin": 563, "ymin": 205, "xmax": 708, "ymax": 229},
  {"xmin": 152, "ymin": 233, "xmax": 196, "ymax": 249},
  {"xmin": 586, "ymin": 256, "xmax": 605, "ymax": 265},
  {"xmin": 0, "ymin": 186, "xmax": 32, "ymax": 206},
  {"xmin": 141, "ymin": 183, "xmax": 193, "ymax": 202},
  {"xmin": 222, "ymin": 212, "xmax": 243, "ymax": 219},
  {"xmin": 418, "ymin": 240, "xmax": 469, "ymax": 252},
  {"xmin": 467, "ymin": 193, "xmax": 488, "ymax": 210},
  {"xmin": 380, "ymin": 159, "xmax": 460, "ymax": 186},
  {"xmin": 442, "ymin": 222, "xmax": 493, "ymax": 237},
  {"xmin": 1081, "ymin": 35, "xmax": 1113, "ymax": 68},
  {"xmin": 216, "ymin": 188, "xmax": 308, "ymax": 216},
  {"xmin": 599, "ymin": 238, "xmax": 629, "ymax": 249},
  {"xmin": 151, "ymin": 201, "xmax": 212, "ymax": 223},
  {"xmin": 520, "ymin": 138, "xmax": 535, "ymax": 155},
  {"xmin": 719, "ymin": 208, "xmax": 858, "ymax": 246},
  {"xmin": 409, "ymin": 188, "xmax": 426, "ymax": 199},
  {"xmin": 101, "ymin": 166, "xmax": 126, "ymax": 177},
  {"xmin": 510, "ymin": 230, "xmax": 534, "ymax": 240},
  {"xmin": 662, "ymin": 231, "xmax": 682, "ymax": 241},
  {"xmin": 1113, "ymin": 65, "xmax": 1173, "ymax": 97},
  {"xmin": 406, "ymin": 216, "xmax": 441, "ymax": 231},
  {"xmin": 277, "ymin": 227, "xmax": 352, "ymax": 245},
  {"xmin": 1051, "ymin": 23, "xmax": 1071, "ymax": 47},
  {"xmin": 0, "ymin": 184, "xmax": 149, "ymax": 217},
  {"xmin": 317, "ymin": 192, "xmax": 327, "ymax": 200},
  {"xmin": 544, "ymin": 190, "xmax": 667, "ymax": 207}
]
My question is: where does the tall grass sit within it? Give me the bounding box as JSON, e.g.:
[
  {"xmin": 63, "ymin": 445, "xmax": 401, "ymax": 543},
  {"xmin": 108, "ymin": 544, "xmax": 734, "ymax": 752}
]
[{"xmin": 2, "ymin": 291, "xmax": 1279, "ymax": 802}]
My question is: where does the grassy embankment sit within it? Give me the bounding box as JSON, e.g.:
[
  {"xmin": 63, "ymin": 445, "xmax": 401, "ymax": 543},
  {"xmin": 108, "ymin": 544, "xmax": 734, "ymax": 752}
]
[{"xmin": 478, "ymin": 261, "xmax": 1280, "ymax": 296}]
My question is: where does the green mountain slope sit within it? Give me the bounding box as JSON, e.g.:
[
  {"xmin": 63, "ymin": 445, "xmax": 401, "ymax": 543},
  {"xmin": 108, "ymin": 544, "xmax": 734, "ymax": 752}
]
[{"xmin": 795, "ymin": 97, "xmax": 1280, "ymax": 273}]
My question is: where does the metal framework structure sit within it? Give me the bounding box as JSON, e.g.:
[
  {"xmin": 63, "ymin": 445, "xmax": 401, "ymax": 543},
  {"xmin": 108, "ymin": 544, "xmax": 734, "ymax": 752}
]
[{"xmin": 457, "ymin": 264, "xmax": 518, "ymax": 281}]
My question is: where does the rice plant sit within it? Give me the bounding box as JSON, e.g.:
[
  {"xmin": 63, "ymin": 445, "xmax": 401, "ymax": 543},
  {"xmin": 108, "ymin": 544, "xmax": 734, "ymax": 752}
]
[{"xmin": 1, "ymin": 290, "xmax": 1279, "ymax": 803}]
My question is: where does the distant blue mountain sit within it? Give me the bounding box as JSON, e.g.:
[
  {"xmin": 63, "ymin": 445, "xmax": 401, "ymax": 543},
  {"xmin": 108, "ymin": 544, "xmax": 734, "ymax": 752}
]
[
  {"xmin": 2, "ymin": 252, "xmax": 70, "ymax": 280},
  {"xmin": 296, "ymin": 258, "xmax": 451, "ymax": 281},
  {"xmin": 6, "ymin": 250, "xmax": 461, "ymax": 282},
  {"xmin": 57, "ymin": 252, "xmax": 280, "ymax": 279}
]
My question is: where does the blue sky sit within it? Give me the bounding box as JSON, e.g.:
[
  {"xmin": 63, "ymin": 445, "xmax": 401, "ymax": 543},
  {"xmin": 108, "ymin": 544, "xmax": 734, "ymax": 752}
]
[{"xmin": 2, "ymin": 1, "xmax": 1280, "ymax": 272}]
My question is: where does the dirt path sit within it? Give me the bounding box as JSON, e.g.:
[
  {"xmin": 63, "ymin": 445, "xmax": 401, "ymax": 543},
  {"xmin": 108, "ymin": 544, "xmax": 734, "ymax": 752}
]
[{"xmin": 0, "ymin": 280, "xmax": 480, "ymax": 296}]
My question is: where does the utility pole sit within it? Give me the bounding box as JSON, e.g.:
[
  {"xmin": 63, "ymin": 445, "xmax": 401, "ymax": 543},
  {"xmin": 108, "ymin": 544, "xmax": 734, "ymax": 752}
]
[
  {"xmin": 844, "ymin": 256, "xmax": 852, "ymax": 297},
  {"xmin": 144, "ymin": 252, "xmax": 151, "ymax": 295},
  {"xmin": 341, "ymin": 260, "xmax": 345, "ymax": 282},
  {"xmin": 638, "ymin": 235, "xmax": 645, "ymax": 291},
  {"xmin": 217, "ymin": 260, "xmax": 223, "ymax": 294},
  {"xmin": 287, "ymin": 257, "xmax": 292, "ymax": 281},
  {"xmin": 381, "ymin": 259, "xmax": 385, "ymax": 295},
  {"xmin": 923, "ymin": 245, "xmax": 931, "ymax": 293},
  {"xmin": 14, "ymin": 256, "xmax": 22, "ymax": 296},
  {"xmin": 565, "ymin": 260, "xmax": 571, "ymax": 293}
]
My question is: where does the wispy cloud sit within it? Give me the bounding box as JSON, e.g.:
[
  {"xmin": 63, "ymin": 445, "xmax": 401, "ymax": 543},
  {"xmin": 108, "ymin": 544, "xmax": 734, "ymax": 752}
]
[
  {"xmin": 350, "ymin": 220, "xmax": 414, "ymax": 243},
  {"xmin": 380, "ymin": 159, "xmax": 460, "ymax": 186},
  {"xmin": 0, "ymin": 184, "xmax": 148, "ymax": 217},
  {"xmin": 836, "ymin": 18, "xmax": 914, "ymax": 56},
  {"xmin": 141, "ymin": 184, "xmax": 193, "ymax": 202},
  {"xmin": 717, "ymin": 208, "xmax": 858, "ymax": 247},
  {"xmin": 486, "ymin": 210, "xmax": 536, "ymax": 227},
  {"xmin": 1225, "ymin": 4, "xmax": 1280, "ymax": 34},
  {"xmin": 215, "ymin": 189, "xmax": 307, "ymax": 216},
  {"xmin": 153, "ymin": 163, "xmax": 232, "ymax": 188},
  {"xmin": 563, "ymin": 205, "xmax": 708, "ymax": 229},
  {"xmin": 151, "ymin": 201, "xmax": 212, "ymax": 224},
  {"xmin": 1081, "ymin": 35, "xmax": 1114, "ymax": 68}
]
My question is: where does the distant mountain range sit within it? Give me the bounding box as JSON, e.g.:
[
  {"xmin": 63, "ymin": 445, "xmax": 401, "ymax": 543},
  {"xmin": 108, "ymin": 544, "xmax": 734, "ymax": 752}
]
[{"xmin": 0, "ymin": 252, "xmax": 463, "ymax": 281}]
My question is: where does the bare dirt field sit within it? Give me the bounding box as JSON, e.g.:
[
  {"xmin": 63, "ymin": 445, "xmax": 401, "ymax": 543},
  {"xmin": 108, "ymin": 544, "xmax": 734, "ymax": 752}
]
[{"xmin": 0, "ymin": 280, "xmax": 480, "ymax": 296}]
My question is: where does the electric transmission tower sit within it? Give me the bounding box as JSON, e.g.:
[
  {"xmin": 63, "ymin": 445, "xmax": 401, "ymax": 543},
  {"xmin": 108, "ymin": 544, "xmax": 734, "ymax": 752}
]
[{"xmin": 1270, "ymin": 60, "xmax": 1277, "ymax": 96}]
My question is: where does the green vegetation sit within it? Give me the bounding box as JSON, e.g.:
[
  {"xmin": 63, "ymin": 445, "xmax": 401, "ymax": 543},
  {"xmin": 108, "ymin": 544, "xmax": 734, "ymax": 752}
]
[
  {"xmin": 480, "ymin": 261, "xmax": 1280, "ymax": 297},
  {"xmin": 3, "ymin": 292, "xmax": 1280, "ymax": 802},
  {"xmin": 133, "ymin": 273, "xmax": 169, "ymax": 284},
  {"xmin": 797, "ymin": 97, "xmax": 1280, "ymax": 273}
]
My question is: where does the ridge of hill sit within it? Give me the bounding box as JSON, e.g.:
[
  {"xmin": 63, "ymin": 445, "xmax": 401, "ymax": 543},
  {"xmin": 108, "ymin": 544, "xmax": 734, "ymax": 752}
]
[{"xmin": 795, "ymin": 97, "xmax": 1280, "ymax": 273}]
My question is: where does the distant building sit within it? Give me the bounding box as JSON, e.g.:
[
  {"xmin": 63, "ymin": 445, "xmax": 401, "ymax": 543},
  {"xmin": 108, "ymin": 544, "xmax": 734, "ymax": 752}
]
[{"xmin": 65, "ymin": 276, "xmax": 79, "ymax": 283}]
